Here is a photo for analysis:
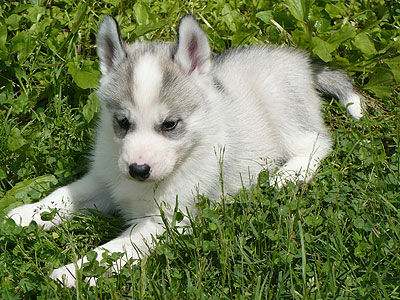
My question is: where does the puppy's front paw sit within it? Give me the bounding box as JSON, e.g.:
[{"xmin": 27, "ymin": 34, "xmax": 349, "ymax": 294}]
[
  {"xmin": 7, "ymin": 204, "xmax": 57, "ymax": 230},
  {"xmin": 7, "ymin": 207, "xmax": 30, "ymax": 227},
  {"xmin": 50, "ymin": 263, "xmax": 98, "ymax": 287},
  {"xmin": 50, "ymin": 264, "xmax": 77, "ymax": 288},
  {"xmin": 7, "ymin": 204, "xmax": 51, "ymax": 229}
]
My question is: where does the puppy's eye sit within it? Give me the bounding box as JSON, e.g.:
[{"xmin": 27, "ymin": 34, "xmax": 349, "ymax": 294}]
[
  {"xmin": 161, "ymin": 120, "xmax": 179, "ymax": 131},
  {"xmin": 117, "ymin": 117, "xmax": 130, "ymax": 130}
]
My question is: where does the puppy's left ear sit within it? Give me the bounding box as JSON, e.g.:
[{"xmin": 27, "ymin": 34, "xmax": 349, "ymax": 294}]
[
  {"xmin": 97, "ymin": 16, "xmax": 126, "ymax": 75},
  {"xmin": 174, "ymin": 15, "xmax": 211, "ymax": 76}
]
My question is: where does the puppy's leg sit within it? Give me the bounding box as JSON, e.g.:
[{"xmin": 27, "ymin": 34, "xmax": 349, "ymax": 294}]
[
  {"xmin": 50, "ymin": 217, "xmax": 164, "ymax": 287},
  {"xmin": 273, "ymin": 132, "xmax": 331, "ymax": 188},
  {"xmin": 6, "ymin": 173, "xmax": 113, "ymax": 230}
]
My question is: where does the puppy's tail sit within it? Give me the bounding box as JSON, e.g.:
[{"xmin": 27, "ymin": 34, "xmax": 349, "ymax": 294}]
[{"xmin": 313, "ymin": 64, "xmax": 364, "ymax": 119}]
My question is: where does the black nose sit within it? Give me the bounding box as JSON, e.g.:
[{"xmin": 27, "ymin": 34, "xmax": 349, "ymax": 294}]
[{"xmin": 129, "ymin": 163, "xmax": 151, "ymax": 180}]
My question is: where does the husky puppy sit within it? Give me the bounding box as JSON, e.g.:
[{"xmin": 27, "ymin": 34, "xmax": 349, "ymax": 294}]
[{"xmin": 7, "ymin": 15, "xmax": 363, "ymax": 287}]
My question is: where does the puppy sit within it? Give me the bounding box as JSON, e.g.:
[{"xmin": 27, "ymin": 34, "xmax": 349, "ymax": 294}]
[{"xmin": 7, "ymin": 15, "xmax": 363, "ymax": 287}]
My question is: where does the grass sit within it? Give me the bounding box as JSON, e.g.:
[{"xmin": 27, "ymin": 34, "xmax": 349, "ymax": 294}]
[{"xmin": 1, "ymin": 0, "xmax": 399, "ymax": 299}]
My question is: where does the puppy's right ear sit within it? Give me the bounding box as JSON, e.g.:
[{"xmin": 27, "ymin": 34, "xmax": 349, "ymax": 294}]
[
  {"xmin": 174, "ymin": 15, "xmax": 211, "ymax": 76},
  {"xmin": 97, "ymin": 16, "xmax": 126, "ymax": 75}
]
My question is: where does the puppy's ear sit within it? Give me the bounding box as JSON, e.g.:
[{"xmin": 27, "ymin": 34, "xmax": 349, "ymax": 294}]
[
  {"xmin": 174, "ymin": 15, "xmax": 211, "ymax": 76},
  {"xmin": 97, "ymin": 16, "xmax": 126, "ymax": 74}
]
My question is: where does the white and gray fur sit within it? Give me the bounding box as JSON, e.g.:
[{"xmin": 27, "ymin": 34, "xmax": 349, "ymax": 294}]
[{"xmin": 7, "ymin": 15, "xmax": 364, "ymax": 287}]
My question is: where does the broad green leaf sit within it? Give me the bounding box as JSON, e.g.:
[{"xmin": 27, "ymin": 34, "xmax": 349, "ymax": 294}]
[
  {"xmin": 267, "ymin": 229, "xmax": 277, "ymax": 241},
  {"xmin": 7, "ymin": 127, "xmax": 26, "ymax": 151},
  {"xmin": 231, "ymin": 31, "xmax": 249, "ymax": 46},
  {"xmin": 68, "ymin": 63, "xmax": 101, "ymax": 89},
  {"xmin": 13, "ymin": 93, "xmax": 29, "ymax": 114},
  {"xmin": 354, "ymin": 32, "xmax": 376, "ymax": 57},
  {"xmin": 311, "ymin": 37, "xmax": 336, "ymax": 62},
  {"xmin": 285, "ymin": 0, "xmax": 311, "ymax": 22},
  {"xmin": 71, "ymin": 3, "xmax": 88, "ymax": 33},
  {"xmin": 6, "ymin": 14, "xmax": 22, "ymax": 30},
  {"xmin": 175, "ymin": 211, "xmax": 184, "ymax": 223},
  {"xmin": 75, "ymin": 70, "xmax": 100, "ymax": 89},
  {"xmin": 327, "ymin": 24, "xmax": 356, "ymax": 48},
  {"xmin": 314, "ymin": 18, "xmax": 331, "ymax": 33},
  {"xmin": 132, "ymin": 21, "xmax": 167, "ymax": 39},
  {"xmin": 18, "ymin": 278, "xmax": 36, "ymax": 294},
  {"xmin": 305, "ymin": 215, "xmax": 323, "ymax": 227},
  {"xmin": 325, "ymin": 3, "xmax": 347, "ymax": 18},
  {"xmin": 354, "ymin": 241, "xmax": 370, "ymax": 258},
  {"xmin": 10, "ymin": 31, "xmax": 26, "ymax": 53},
  {"xmin": 353, "ymin": 217, "xmax": 365, "ymax": 229},
  {"xmin": 83, "ymin": 92, "xmax": 99, "ymax": 122},
  {"xmin": 68, "ymin": 63, "xmax": 78, "ymax": 77},
  {"xmin": 385, "ymin": 56, "xmax": 400, "ymax": 83},
  {"xmin": 222, "ymin": 4, "xmax": 237, "ymax": 32},
  {"xmin": 32, "ymin": 18, "xmax": 52, "ymax": 36},
  {"xmin": 134, "ymin": 2, "xmax": 149, "ymax": 25},
  {"xmin": 202, "ymin": 240, "xmax": 216, "ymax": 253},
  {"xmin": 82, "ymin": 260, "xmax": 105, "ymax": 277},
  {"xmin": 45, "ymin": 37, "xmax": 57, "ymax": 53},
  {"xmin": 0, "ymin": 25, "xmax": 7, "ymax": 48},
  {"xmin": 1, "ymin": 175, "xmax": 58, "ymax": 214},
  {"xmin": 292, "ymin": 29, "xmax": 311, "ymax": 48},
  {"xmin": 209, "ymin": 222, "xmax": 217, "ymax": 231},
  {"xmin": 256, "ymin": 11, "xmax": 273, "ymax": 24},
  {"xmin": 86, "ymin": 250, "xmax": 98, "ymax": 262},
  {"xmin": 11, "ymin": 4, "xmax": 30, "ymax": 14},
  {"xmin": 364, "ymin": 69, "xmax": 395, "ymax": 99},
  {"xmin": 40, "ymin": 210, "xmax": 56, "ymax": 221},
  {"xmin": 26, "ymin": 6, "xmax": 45, "ymax": 23}
]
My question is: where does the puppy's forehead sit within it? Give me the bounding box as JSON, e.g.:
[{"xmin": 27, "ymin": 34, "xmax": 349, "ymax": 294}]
[
  {"xmin": 133, "ymin": 54, "xmax": 163, "ymax": 107},
  {"xmin": 100, "ymin": 45, "xmax": 198, "ymax": 115}
]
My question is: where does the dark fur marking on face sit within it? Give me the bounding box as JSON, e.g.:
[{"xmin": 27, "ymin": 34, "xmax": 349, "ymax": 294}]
[
  {"xmin": 113, "ymin": 112, "xmax": 135, "ymax": 138},
  {"xmin": 155, "ymin": 118, "xmax": 186, "ymax": 140},
  {"xmin": 97, "ymin": 59, "xmax": 136, "ymax": 109},
  {"xmin": 162, "ymin": 68, "xmax": 176, "ymax": 89},
  {"xmin": 159, "ymin": 65, "xmax": 199, "ymax": 116}
]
